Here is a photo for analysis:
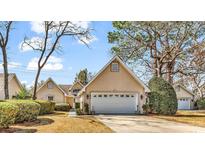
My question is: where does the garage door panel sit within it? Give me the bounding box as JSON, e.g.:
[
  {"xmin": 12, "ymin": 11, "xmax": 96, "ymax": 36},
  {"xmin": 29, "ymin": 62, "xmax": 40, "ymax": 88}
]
[
  {"xmin": 178, "ymin": 98, "xmax": 191, "ymax": 110},
  {"xmin": 91, "ymin": 92, "xmax": 138, "ymax": 114}
]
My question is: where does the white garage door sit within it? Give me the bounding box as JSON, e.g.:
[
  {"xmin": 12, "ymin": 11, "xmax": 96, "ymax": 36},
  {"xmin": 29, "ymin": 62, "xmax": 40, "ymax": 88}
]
[
  {"xmin": 91, "ymin": 92, "xmax": 138, "ymax": 114},
  {"xmin": 178, "ymin": 98, "xmax": 191, "ymax": 110}
]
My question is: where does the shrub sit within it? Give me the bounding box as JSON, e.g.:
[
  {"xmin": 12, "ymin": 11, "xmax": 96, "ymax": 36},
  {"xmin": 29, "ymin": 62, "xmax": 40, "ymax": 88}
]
[
  {"xmin": 34, "ymin": 100, "xmax": 55, "ymax": 115},
  {"xmin": 0, "ymin": 102, "xmax": 19, "ymax": 128},
  {"xmin": 75, "ymin": 102, "xmax": 80, "ymax": 109},
  {"xmin": 83, "ymin": 103, "xmax": 89, "ymax": 114},
  {"xmin": 196, "ymin": 98, "xmax": 205, "ymax": 109},
  {"xmin": 76, "ymin": 108, "xmax": 83, "ymax": 115},
  {"xmin": 8, "ymin": 100, "xmax": 41, "ymax": 123},
  {"xmin": 55, "ymin": 104, "xmax": 71, "ymax": 111},
  {"xmin": 16, "ymin": 88, "xmax": 30, "ymax": 99},
  {"xmin": 148, "ymin": 77, "xmax": 177, "ymax": 115},
  {"xmin": 142, "ymin": 103, "xmax": 149, "ymax": 114}
]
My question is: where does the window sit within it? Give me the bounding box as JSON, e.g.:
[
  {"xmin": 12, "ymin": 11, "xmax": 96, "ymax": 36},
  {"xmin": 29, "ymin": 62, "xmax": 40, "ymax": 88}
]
[
  {"xmin": 126, "ymin": 95, "xmax": 130, "ymax": 97},
  {"xmin": 104, "ymin": 95, "xmax": 107, "ymax": 97},
  {"xmin": 131, "ymin": 95, "xmax": 134, "ymax": 97},
  {"xmin": 109, "ymin": 94, "xmax": 113, "ymax": 97},
  {"xmin": 111, "ymin": 63, "xmax": 119, "ymax": 72},
  {"xmin": 47, "ymin": 82, "xmax": 53, "ymax": 89},
  {"xmin": 48, "ymin": 96, "xmax": 54, "ymax": 101},
  {"xmin": 73, "ymin": 89, "xmax": 81, "ymax": 93},
  {"xmin": 120, "ymin": 94, "xmax": 124, "ymax": 97},
  {"xmin": 98, "ymin": 95, "xmax": 102, "ymax": 97},
  {"xmin": 93, "ymin": 95, "xmax": 97, "ymax": 97},
  {"xmin": 115, "ymin": 94, "xmax": 119, "ymax": 97}
]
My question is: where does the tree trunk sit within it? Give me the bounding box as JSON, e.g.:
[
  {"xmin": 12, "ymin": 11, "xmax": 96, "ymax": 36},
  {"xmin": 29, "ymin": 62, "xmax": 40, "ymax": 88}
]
[
  {"xmin": 2, "ymin": 47, "xmax": 9, "ymax": 99},
  {"xmin": 197, "ymin": 87, "xmax": 203, "ymax": 99},
  {"xmin": 166, "ymin": 62, "xmax": 174, "ymax": 84},
  {"xmin": 153, "ymin": 49, "xmax": 158, "ymax": 76},
  {"xmin": 32, "ymin": 68, "xmax": 41, "ymax": 100}
]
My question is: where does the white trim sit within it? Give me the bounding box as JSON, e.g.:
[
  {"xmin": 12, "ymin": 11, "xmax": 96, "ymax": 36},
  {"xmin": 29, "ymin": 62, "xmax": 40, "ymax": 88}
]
[{"xmin": 78, "ymin": 56, "xmax": 150, "ymax": 96}]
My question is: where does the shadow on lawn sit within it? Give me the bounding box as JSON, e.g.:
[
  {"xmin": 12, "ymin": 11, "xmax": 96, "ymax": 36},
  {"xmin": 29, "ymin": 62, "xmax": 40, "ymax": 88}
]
[
  {"xmin": 0, "ymin": 127, "xmax": 37, "ymax": 133},
  {"xmin": 44, "ymin": 112, "xmax": 66, "ymax": 116},
  {"xmin": 17, "ymin": 118, "xmax": 54, "ymax": 127}
]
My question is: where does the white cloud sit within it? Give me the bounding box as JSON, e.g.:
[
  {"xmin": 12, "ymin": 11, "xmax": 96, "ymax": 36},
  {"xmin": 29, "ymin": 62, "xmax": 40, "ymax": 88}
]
[
  {"xmin": 72, "ymin": 21, "xmax": 90, "ymax": 29},
  {"xmin": 28, "ymin": 21, "xmax": 96, "ymax": 46},
  {"xmin": 21, "ymin": 80, "xmax": 34, "ymax": 89},
  {"xmin": 8, "ymin": 62, "xmax": 22, "ymax": 68},
  {"xmin": 78, "ymin": 35, "xmax": 97, "ymax": 45},
  {"xmin": 19, "ymin": 37, "xmax": 43, "ymax": 52},
  {"xmin": 27, "ymin": 56, "xmax": 63, "ymax": 71},
  {"xmin": 0, "ymin": 62, "xmax": 21, "ymax": 69},
  {"xmin": 30, "ymin": 21, "xmax": 44, "ymax": 34},
  {"xmin": 31, "ymin": 21, "xmax": 90, "ymax": 34},
  {"xmin": 21, "ymin": 80, "xmax": 27, "ymax": 84}
]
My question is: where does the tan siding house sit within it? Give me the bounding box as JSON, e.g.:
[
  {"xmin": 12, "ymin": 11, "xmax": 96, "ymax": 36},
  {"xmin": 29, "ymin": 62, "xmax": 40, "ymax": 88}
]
[
  {"xmin": 63, "ymin": 81, "xmax": 84, "ymax": 107},
  {"xmin": 36, "ymin": 78, "xmax": 67, "ymax": 104},
  {"xmin": 0, "ymin": 73, "xmax": 22, "ymax": 100},
  {"xmin": 78, "ymin": 56, "xmax": 150, "ymax": 114},
  {"xmin": 36, "ymin": 78, "xmax": 84, "ymax": 107},
  {"xmin": 174, "ymin": 84, "xmax": 194, "ymax": 110}
]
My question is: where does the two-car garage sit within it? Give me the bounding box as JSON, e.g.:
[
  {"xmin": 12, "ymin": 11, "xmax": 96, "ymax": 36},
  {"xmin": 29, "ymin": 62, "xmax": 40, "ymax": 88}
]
[
  {"xmin": 90, "ymin": 92, "xmax": 138, "ymax": 114},
  {"xmin": 78, "ymin": 56, "xmax": 150, "ymax": 114}
]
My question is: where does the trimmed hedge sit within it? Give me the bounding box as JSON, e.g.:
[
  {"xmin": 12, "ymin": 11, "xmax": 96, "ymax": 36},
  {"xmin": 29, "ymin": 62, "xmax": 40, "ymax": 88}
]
[
  {"xmin": 196, "ymin": 98, "xmax": 205, "ymax": 109},
  {"xmin": 8, "ymin": 100, "xmax": 41, "ymax": 123},
  {"xmin": 55, "ymin": 104, "xmax": 71, "ymax": 111},
  {"xmin": 0, "ymin": 102, "xmax": 19, "ymax": 128},
  {"xmin": 147, "ymin": 77, "xmax": 177, "ymax": 115},
  {"xmin": 0, "ymin": 99, "xmax": 55, "ymax": 128},
  {"xmin": 34, "ymin": 100, "xmax": 55, "ymax": 115}
]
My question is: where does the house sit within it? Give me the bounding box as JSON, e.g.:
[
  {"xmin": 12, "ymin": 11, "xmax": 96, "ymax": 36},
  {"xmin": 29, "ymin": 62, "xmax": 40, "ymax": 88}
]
[
  {"xmin": 36, "ymin": 78, "xmax": 84, "ymax": 107},
  {"xmin": 59, "ymin": 81, "xmax": 84, "ymax": 107},
  {"xmin": 0, "ymin": 73, "xmax": 23, "ymax": 100},
  {"xmin": 78, "ymin": 56, "xmax": 150, "ymax": 114},
  {"xmin": 173, "ymin": 84, "xmax": 194, "ymax": 110}
]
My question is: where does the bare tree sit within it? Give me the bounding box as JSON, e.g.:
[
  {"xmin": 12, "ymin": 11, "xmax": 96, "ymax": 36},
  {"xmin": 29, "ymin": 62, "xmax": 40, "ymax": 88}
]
[
  {"xmin": 177, "ymin": 43, "xmax": 205, "ymax": 98},
  {"xmin": 0, "ymin": 21, "xmax": 13, "ymax": 99},
  {"xmin": 108, "ymin": 21, "xmax": 205, "ymax": 84},
  {"xmin": 22, "ymin": 21, "xmax": 91, "ymax": 100}
]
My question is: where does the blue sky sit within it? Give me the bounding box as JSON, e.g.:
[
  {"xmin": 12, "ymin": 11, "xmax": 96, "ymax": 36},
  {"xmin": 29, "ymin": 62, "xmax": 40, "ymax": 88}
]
[{"xmin": 0, "ymin": 21, "xmax": 114, "ymax": 87}]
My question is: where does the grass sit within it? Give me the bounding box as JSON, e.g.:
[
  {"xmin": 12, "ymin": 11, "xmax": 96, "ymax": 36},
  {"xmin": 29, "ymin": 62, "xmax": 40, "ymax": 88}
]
[
  {"xmin": 0, "ymin": 111, "xmax": 113, "ymax": 133},
  {"xmin": 152, "ymin": 110, "xmax": 205, "ymax": 128}
]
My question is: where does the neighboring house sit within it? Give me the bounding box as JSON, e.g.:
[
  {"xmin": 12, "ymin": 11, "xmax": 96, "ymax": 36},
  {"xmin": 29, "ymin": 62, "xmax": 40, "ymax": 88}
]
[
  {"xmin": 59, "ymin": 81, "xmax": 84, "ymax": 107},
  {"xmin": 36, "ymin": 78, "xmax": 84, "ymax": 107},
  {"xmin": 0, "ymin": 73, "xmax": 23, "ymax": 100},
  {"xmin": 36, "ymin": 78, "xmax": 67, "ymax": 104},
  {"xmin": 173, "ymin": 84, "xmax": 194, "ymax": 110},
  {"xmin": 78, "ymin": 56, "xmax": 150, "ymax": 114}
]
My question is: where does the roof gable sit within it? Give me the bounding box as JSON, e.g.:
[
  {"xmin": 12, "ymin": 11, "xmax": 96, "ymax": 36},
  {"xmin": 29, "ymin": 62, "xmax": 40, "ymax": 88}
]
[
  {"xmin": 78, "ymin": 56, "xmax": 150, "ymax": 95},
  {"xmin": 59, "ymin": 84, "xmax": 72, "ymax": 94},
  {"xmin": 70, "ymin": 81, "xmax": 84, "ymax": 91},
  {"xmin": 36, "ymin": 78, "xmax": 66, "ymax": 95},
  {"xmin": 174, "ymin": 84, "xmax": 194, "ymax": 96},
  {"xmin": 0, "ymin": 73, "xmax": 23, "ymax": 90}
]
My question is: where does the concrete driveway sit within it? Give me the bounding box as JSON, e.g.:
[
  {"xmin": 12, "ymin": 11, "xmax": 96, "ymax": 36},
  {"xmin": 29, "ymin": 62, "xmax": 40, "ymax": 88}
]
[{"xmin": 96, "ymin": 115, "xmax": 205, "ymax": 133}]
